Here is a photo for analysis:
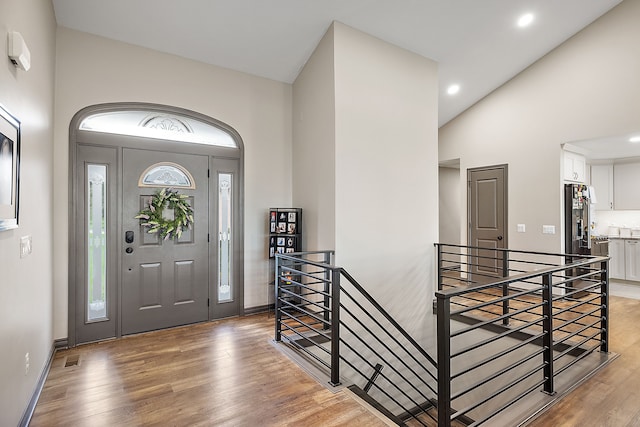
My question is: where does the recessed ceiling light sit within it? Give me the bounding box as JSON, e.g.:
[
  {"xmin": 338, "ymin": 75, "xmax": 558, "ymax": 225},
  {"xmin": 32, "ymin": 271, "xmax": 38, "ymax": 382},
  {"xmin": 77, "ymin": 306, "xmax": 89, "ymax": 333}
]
[
  {"xmin": 630, "ymin": 136, "xmax": 640, "ymax": 143},
  {"xmin": 447, "ymin": 84, "xmax": 460, "ymax": 95},
  {"xmin": 517, "ymin": 13, "xmax": 534, "ymax": 28}
]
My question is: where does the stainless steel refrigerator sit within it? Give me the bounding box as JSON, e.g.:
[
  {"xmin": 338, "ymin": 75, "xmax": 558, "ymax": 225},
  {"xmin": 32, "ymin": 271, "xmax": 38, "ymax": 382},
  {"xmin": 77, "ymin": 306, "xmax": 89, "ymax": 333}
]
[
  {"xmin": 564, "ymin": 183, "xmax": 591, "ymax": 255},
  {"xmin": 564, "ymin": 183, "xmax": 592, "ymax": 298}
]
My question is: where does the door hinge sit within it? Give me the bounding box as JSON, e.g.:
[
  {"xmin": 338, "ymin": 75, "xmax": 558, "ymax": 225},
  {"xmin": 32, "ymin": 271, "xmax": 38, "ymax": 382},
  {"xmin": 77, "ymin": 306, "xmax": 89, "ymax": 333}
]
[
  {"xmin": 207, "ymin": 233, "xmax": 210, "ymax": 242},
  {"xmin": 207, "ymin": 169, "xmax": 210, "ymax": 178},
  {"xmin": 207, "ymin": 298, "xmax": 210, "ymax": 307}
]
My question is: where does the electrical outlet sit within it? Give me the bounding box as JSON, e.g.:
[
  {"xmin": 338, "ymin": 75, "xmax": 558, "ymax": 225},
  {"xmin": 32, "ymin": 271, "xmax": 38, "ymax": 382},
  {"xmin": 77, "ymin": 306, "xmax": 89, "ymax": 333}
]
[
  {"xmin": 25, "ymin": 352, "xmax": 30, "ymax": 375},
  {"xmin": 542, "ymin": 225, "xmax": 556, "ymax": 234},
  {"xmin": 20, "ymin": 235, "xmax": 32, "ymax": 258}
]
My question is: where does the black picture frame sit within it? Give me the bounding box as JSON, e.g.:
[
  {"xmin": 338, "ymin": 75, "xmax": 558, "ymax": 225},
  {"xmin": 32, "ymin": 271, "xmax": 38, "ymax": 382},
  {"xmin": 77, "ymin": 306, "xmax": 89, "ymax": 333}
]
[{"xmin": 0, "ymin": 104, "xmax": 20, "ymax": 232}]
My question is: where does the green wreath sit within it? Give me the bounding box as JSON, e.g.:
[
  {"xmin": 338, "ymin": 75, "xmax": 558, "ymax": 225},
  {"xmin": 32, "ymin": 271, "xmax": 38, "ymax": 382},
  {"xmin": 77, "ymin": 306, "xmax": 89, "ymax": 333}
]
[{"xmin": 135, "ymin": 188, "xmax": 194, "ymax": 240}]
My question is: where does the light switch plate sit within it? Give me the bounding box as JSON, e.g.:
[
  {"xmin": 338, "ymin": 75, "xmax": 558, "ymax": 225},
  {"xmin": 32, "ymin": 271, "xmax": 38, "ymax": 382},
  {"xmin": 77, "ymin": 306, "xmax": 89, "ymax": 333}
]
[
  {"xmin": 542, "ymin": 225, "xmax": 556, "ymax": 235},
  {"xmin": 20, "ymin": 235, "xmax": 32, "ymax": 258},
  {"xmin": 517, "ymin": 224, "xmax": 526, "ymax": 233}
]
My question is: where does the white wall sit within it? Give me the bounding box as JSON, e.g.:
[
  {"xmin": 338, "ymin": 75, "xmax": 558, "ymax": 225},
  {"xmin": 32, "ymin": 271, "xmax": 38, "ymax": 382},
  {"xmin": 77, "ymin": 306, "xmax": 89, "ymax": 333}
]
[
  {"xmin": 333, "ymin": 22, "xmax": 439, "ymax": 332},
  {"xmin": 292, "ymin": 26, "xmax": 336, "ymax": 252},
  {"xmin": 53, "ymin": 27, "xmax": 293, "ymax": 338},
  {"xmin": 0, "ymin": 0, "xmax": 56, "ymax": 425},
  {"xmin": 439, "ymin": 0, "xmax": 640, "ymax": 255},
  {"xmin": 594, "ymin": 210, "xmax": 640, "ymax": 236},
  {"xmin": 439, "ymin": 166, "xmax": 461, "ymax": 245}
]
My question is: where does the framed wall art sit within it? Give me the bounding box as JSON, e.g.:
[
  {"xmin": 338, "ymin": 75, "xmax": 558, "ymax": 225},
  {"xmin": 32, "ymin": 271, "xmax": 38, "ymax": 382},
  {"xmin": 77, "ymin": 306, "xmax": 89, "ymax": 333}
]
[{"xmin": 0, "ymin": 104, "xmax": 20, "ymax": 231}]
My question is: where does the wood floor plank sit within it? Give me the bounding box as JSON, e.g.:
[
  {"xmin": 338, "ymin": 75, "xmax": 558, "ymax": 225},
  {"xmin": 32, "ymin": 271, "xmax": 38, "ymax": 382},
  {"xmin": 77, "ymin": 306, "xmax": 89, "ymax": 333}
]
[
  {"xmin": 527, "ymin": 295, "xmax": 640, "ymax": 426},
  {"xmin": 31, "ymin": 295, "xmax": 639, "ymax": 426},
  {"xmin": 30, "ymin": 314, "xmax": 387, "ymax": 427}
]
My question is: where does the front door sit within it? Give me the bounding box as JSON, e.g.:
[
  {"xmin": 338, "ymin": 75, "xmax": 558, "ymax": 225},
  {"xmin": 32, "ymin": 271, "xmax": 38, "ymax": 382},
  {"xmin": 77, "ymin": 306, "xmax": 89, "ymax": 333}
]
[
  {"xmin": 468, "ymin": 165, "xmax": 508, "ymax": 282},
  {"xmin": 70, "ymin": 104, "xmax": 245, "ymax": 346},
  {"xmin": 122, "ymin": 148, "xmax": 209, "ymax": 335}
]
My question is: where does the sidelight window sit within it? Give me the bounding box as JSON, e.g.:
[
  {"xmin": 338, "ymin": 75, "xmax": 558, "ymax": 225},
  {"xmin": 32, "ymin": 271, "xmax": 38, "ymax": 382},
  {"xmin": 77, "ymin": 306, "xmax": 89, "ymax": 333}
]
[
  {"xmin": 218, "ymin": 173, "xmax": 233, "ymax": 302},
  {"xmin": 87, "ymin": 164, "xmax": 108, "ymax": 322}
]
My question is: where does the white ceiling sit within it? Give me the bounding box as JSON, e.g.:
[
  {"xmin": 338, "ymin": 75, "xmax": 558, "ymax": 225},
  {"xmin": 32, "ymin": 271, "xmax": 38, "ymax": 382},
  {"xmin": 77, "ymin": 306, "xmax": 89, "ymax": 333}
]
[
  {"xmin": 52, "ymin": 0, "xmax": 622, "ymax": 127},
  {"xmin": 566, "ymin": 132, "xmax": 640, "ymax": 161}
]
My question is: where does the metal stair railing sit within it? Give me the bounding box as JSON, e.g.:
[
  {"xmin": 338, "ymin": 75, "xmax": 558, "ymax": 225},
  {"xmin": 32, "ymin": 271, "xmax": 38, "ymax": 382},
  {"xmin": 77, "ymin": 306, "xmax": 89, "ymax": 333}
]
[
  {"xmin": 275, "ymin": 246, "xmax": 610, "ymax": 427},
  {"xmin": 274, "ymin": 250, "xmax": 440, "ymax": 426},
  {"xmin": 435, "ymin": 243, "xmax": 610, "ymax": 426}
]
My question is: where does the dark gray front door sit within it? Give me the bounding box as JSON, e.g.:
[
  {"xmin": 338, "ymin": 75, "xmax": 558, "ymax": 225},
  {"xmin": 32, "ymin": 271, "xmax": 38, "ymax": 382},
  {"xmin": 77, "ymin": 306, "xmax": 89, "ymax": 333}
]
[
  {"xmin": 468, "ymin": 165, "xmax": 508, "ymax": 282},
  {"xmin": 122, "ymin": 148, "xmax": 209, "ymax": 335},
  {"xmin": 70, "ymin": 103, "xmax": 245, "ymax": 346}
]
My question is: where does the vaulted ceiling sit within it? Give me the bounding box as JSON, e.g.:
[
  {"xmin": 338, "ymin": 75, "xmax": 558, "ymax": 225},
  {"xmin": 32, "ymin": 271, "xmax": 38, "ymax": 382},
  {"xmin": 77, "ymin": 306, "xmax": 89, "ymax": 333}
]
[{"xmin": 52, "ymin": 0, "xmax": 622, "ymax": 127}]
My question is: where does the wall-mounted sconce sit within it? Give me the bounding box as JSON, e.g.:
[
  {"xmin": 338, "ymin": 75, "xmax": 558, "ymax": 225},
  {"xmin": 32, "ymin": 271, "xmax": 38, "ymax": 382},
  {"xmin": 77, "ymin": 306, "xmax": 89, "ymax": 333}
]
[{"xmin": 7, "ymin": 31, "xmax": 31, "ymax": 71}]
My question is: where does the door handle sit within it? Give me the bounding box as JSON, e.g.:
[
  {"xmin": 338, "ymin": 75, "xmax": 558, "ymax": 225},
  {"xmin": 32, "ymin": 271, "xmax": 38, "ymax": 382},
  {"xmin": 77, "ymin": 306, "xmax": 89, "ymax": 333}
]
[
  {"xmin": 497, "ymin": 236, "xmax": 503, "ymax": 241},
  {"xmin": 125, "ymin": 230, "xmax": 134, "ymax": 244}
]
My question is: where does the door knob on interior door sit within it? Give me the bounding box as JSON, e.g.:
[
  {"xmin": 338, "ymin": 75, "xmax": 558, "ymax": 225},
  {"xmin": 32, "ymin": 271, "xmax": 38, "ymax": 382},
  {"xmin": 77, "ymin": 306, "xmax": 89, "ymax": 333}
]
[{"xmin": 497, "ymin": 236, "xmax": 503, "ymax": 241}]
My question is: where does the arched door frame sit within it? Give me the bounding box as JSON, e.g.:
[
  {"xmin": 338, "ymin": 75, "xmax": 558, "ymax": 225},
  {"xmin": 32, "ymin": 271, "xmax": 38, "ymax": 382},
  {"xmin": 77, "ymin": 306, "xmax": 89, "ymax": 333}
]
[{"xmin": 68, "ymin": 102, "xmax": 245, "ymax": 346}]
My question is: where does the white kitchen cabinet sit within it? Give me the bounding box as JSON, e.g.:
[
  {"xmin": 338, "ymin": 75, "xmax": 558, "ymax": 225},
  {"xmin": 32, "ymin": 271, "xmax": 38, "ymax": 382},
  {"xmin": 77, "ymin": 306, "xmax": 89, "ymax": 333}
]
[
  {"xmin": 609, "ymin": 238, "xmax": 640, "ymax": 281},
  {"xmin": 609, "ymin": 239, "xmax": 626, "ymax": 280},
  {"xmin": 590, "ymin": 164, "xmax": 613, "ymax": 210},
  {"xmin": 625, "ymin": 240, "xmax": 640, "ymax": 281},
  {"xmin": 613, "ymin": 162, "xmax": 640, "ymax": 210},
  {"xmin": 564, "ymin": 151, "xmax": 586, "ymax": 183}
]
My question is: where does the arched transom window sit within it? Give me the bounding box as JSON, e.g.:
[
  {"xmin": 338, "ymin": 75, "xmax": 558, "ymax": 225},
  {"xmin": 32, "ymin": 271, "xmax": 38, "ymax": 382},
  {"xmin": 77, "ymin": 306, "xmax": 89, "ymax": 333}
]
[
  {"xmin": 138, "ymin": 162, "xmax": 196, "ymax": 189},
  {"xmin": 79, "ymin": 110, "xmax": 237, "ymax": 148}
]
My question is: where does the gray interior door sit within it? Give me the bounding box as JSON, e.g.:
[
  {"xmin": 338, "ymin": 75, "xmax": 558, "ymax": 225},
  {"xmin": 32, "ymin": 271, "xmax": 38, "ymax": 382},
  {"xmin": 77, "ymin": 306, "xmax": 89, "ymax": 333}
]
[
  {"xmin": 122, "ymin": 148, "xmax": 209, "ymax": 335},
  {"xmin": 468, "ymin": 165, "xmax": 508, "ymax": 282}
]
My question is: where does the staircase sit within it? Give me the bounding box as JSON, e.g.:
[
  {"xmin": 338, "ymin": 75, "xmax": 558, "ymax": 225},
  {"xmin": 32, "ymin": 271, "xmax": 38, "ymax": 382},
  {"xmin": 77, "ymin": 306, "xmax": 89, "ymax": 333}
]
[{"xmin": 274, "ymin": 246, "xmax": 614, "ymax": 426}]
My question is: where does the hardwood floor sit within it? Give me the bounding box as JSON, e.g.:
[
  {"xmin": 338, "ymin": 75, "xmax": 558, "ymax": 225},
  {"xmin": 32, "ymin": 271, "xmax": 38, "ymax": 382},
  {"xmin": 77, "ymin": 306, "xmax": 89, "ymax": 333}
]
[
  {"xmin": 527, "ymin": 295, "xmax": 640, "ymax": 427},
  {"xmin": 30, "ymin": 314, "xmax": 387, "ymax": 427},
  {"xmin": 31, "ymin": 296, "xmax": 640, "ymax": 426}
]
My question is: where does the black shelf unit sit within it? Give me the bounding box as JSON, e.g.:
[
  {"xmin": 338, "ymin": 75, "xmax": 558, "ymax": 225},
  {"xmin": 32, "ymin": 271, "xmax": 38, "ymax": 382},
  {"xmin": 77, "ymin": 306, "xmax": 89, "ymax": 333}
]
[
  {"xmin": 268, "ymin": 208, "xmax": 302, "ymax": 258},
  {"xmin": 268, "ymin": 208, "xmax": 302, "ymax": 313}
]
